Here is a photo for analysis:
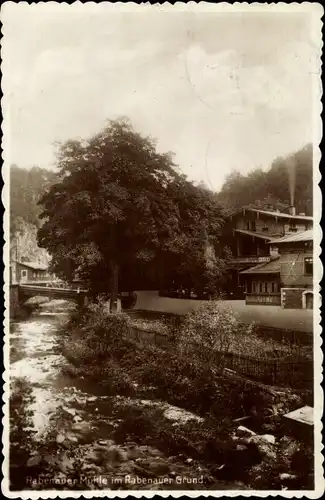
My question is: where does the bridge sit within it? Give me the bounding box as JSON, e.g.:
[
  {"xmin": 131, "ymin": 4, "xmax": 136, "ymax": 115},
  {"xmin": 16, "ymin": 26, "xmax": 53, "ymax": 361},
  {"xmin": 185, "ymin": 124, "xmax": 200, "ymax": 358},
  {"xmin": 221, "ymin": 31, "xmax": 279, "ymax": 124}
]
[
  {"xmin": 10, "ymin": 282, "xmax": 90, "ymax": 314},
  {"xmin": 19, "ymin": 283, "xmax": 90, "ymax": 305},
  {"xmin": 10, "ymin": 281, "xmax": 138, "ymax": 316}
]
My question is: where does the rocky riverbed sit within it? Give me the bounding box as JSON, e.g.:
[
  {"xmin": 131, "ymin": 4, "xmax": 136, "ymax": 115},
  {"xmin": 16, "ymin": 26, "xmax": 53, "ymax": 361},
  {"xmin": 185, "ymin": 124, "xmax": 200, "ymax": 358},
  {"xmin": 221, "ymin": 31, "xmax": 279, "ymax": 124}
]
[{"xmin": 9, "ymin": 300, "xmax": 245, "ymax": 491}]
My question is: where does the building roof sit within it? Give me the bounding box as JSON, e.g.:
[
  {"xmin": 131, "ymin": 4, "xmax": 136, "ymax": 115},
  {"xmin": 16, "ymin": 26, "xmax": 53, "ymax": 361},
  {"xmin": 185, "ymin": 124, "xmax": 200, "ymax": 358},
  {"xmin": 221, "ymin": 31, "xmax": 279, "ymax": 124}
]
[
  {"xmin": 269, "ymin": 229, "xmax": 313, "ymax": 245},
  {"xmin": 227, "ymin": 206, "xmax": 313, "ymax": 221},
  {"xmin": 234, "ymin": 229, "xmax": 274, "ymax": 241},
  {"xmin": 14, "ymin": 260, "xmax": 48, "ymax": 271},
  {"xmin": 240, "ymin": 258, "xmax": 280, "ymax": 275},
  {"xmin": 248, "ymin": 208, "xmax": 313, "ymax": 221}
]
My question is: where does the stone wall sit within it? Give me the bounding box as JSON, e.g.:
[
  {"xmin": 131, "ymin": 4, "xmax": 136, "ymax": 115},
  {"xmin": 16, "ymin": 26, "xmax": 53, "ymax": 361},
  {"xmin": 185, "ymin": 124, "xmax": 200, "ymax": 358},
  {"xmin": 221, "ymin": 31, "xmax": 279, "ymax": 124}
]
[
  {"xmin": 281, "ymin": 288, "xmax": 306, "ymax": 309},
  {"xmin": 10, "ymin": 284, "xmax": 20, "ymax": 317},
  {"xmin": 279, "ymin": 247, "xmax": 313, "ymax": 288}
]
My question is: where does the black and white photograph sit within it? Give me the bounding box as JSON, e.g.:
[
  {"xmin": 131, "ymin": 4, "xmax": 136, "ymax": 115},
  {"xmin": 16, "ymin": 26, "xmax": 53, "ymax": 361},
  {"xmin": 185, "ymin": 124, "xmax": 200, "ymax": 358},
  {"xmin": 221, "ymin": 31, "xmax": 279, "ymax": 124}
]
[{"xmin": 1, "ymin": 2, "xmax": 323, "ymax": 497}]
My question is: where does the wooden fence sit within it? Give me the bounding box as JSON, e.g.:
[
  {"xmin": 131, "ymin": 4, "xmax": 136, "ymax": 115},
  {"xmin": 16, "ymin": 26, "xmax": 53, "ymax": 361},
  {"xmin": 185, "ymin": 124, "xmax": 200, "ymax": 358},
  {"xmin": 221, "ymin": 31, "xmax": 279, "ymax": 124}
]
[
  {"xmin": 253, "ymin": 324, "xmax": 313, "ymax": 345},
  {"xmin": 126, "ymin": 325, "xmax": 170, "ymax": 347},
  {"xmin": 126, "ymin": 324, "xmax": 313, "ymax": 389},
  {"xmin": 211, "ymin": 351, "xmax": 313, "ymax": 388}
]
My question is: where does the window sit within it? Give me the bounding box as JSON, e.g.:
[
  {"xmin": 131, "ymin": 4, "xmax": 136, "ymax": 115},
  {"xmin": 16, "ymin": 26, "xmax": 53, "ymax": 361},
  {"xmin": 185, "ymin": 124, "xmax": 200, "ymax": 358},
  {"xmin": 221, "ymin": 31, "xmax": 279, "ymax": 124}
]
[
  {"xmin": 289, "ymin": 224, "xmax": 297, "ymax": 232},
  {"xmin": 251, "ymin": 221, "xmax": 256, "ymax": 232},
  {"xmin": 304, "ymin": 257, "xmax": 313, "ymax": 275},
  {"xmin": 264, "ymin": 283, "xmax": 268, "ymax": 293},
  {"xmin": 271, "ymin": 282, "xmax": 276, "ymax": 293},
  {"xmin": 21, "ymin": 270, "xmax": 27, "ymax": 279},
  {"xmin": 259, "ymin": 283, "xmax": 263, "ymax": 293},
  {"xmin": 246, "ymin": 221, "xmax": 250, "ymax": 230},
  {"xmin": 252, "ymin": 282, "xmax": 256, "ymax": 293},
  {"xmin": 33, "ymin": 272, "xmax": 36, "ymax": 278}
]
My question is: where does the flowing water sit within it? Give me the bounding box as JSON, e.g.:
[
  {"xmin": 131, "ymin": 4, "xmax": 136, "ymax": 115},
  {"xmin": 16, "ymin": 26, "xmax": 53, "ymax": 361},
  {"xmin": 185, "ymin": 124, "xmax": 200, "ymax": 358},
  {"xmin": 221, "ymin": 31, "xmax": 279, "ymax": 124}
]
[{"xmin": 10, "ymin": 305, "xmax": 72, "ymax": 438}]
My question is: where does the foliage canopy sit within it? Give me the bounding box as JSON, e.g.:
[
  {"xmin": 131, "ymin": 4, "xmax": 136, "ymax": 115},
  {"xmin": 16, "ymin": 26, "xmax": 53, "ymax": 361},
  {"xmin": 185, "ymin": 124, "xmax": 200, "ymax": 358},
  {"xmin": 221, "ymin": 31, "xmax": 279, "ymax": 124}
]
[{"xmin": 37, "ymin": 119, "xmax": 227, "ymax": 302}]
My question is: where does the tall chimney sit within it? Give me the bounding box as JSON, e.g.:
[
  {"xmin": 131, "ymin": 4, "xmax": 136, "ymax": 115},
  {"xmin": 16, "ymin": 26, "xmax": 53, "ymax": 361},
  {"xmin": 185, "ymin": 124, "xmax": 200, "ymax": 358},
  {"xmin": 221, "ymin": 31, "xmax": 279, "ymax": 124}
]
[{"xmin": 289, "ymin": 206, "xmax": 296, "ymax": 216}]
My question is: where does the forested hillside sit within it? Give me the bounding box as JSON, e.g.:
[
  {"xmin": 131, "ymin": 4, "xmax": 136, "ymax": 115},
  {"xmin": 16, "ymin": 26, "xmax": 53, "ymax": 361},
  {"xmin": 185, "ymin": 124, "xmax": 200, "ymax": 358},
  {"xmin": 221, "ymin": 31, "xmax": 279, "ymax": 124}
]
[
  {"xmin": 216, "ymin": 144, "xmax": 313, "ymax": 215},
  {"xmin": 10, "ymin": 165, "xmax": 56, "ymax": 262},
  {"xmin": 9, "ymin": 143, "xmax": 313, "ymax": 265}
]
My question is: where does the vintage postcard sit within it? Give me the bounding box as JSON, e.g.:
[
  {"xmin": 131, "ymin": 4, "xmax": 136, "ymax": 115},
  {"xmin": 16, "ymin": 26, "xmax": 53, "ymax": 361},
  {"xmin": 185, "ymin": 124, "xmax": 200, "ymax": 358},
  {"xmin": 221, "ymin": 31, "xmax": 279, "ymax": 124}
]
[{"xmin": 1, "ymin": 1, "xmax": 323, "ymax": 498}]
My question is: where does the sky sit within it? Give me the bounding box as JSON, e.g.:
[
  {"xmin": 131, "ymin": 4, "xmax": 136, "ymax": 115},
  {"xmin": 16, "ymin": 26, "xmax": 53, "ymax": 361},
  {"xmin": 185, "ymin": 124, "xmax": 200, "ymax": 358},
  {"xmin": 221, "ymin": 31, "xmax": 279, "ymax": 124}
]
[{"xmin": 2, "ymin": 3, "xmax": 319, "ymax": 190}]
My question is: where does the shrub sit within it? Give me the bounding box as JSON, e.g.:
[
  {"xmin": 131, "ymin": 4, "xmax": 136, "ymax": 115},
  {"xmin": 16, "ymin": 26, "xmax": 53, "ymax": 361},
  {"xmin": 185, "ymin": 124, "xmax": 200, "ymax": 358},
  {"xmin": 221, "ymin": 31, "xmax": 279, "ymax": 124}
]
[
  {"xmin": 98, "ymin": 359, "xmax": 136, "ymax": 394},
  {"xmin": 62, "ymin": 303, "xmax": 131, "ymax": 365},
  {"xmin": 129, "ymin": 318, "xmax": 170, "ymax": 335},
  {"xmin": 177, "ymin": 302, "xmax": 253, "ymax": 368},
  {"xmin": 114, "ymin": 405, "xmax": 163, "ymax": 443},
  {"xmin": 10, "ymin": 378, "xmax": 36, "ymax": 489},
  {"xmin": 177, "ymin": 302, "xmax": 309, "ymax": 363}
]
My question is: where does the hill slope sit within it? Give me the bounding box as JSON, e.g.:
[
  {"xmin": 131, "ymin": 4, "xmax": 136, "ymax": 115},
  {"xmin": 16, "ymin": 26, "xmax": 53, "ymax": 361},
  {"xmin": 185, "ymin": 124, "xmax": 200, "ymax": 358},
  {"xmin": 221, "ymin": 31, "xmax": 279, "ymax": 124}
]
[
  {"xmin": 10, "ymin": 165, "xmax": 56, "ymax": 262},
  {"xmin": 216, "ymin": 144, "xmax": 313, "ymax": 215}
]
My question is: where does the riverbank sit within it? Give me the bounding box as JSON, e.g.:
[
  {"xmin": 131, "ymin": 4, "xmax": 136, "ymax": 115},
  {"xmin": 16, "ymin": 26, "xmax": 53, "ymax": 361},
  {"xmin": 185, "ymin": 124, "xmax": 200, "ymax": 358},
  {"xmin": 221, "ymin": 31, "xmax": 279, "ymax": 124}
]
[
  {"xmin": 59, "ymin": 303, "xmax": 313, "ymax": 490},
  {"xmin": 8, "ymin": 300, "xmax": 314, "ymax": 492}
]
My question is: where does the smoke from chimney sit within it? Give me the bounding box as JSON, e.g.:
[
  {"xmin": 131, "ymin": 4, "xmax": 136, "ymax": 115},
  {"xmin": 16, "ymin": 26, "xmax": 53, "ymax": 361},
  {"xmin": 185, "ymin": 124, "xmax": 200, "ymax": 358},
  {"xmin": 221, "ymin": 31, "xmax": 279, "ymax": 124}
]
[{"xmin": 286, "ymin": 156, "xmax": 297, "ymax": 208}]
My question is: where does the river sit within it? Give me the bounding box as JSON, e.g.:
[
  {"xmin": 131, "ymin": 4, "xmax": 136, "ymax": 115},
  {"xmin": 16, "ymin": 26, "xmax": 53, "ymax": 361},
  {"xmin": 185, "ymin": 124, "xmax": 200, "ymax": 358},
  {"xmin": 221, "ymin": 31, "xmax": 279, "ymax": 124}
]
[{"xmin": 9, "ymin": 299, "xmax": 229, "ymax": 492}]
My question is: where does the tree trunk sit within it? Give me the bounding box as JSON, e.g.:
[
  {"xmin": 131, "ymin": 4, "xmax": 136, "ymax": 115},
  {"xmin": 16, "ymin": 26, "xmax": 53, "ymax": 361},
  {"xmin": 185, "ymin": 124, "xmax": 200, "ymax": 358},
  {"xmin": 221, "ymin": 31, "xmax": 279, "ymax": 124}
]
[{"xmin": 110, "ymin": 260, "xmax": 119, "ymax": 312}]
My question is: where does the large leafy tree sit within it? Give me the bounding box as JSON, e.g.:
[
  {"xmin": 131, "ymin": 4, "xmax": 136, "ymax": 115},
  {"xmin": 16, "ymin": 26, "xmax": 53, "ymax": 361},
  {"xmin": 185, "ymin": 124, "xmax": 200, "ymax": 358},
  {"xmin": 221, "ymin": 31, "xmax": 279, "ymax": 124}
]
[{"xmin": 37, "ymin": 119, "xmax": 226, "ymax": 309}]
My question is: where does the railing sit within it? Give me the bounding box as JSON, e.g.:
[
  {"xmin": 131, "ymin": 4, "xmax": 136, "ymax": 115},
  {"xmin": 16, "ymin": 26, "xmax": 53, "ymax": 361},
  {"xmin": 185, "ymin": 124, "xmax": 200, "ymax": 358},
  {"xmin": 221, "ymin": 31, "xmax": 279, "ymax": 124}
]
[
  {"xmin": 230, "ymin": 256, "xmax": 271, "ymax": 265},
  {"xmin": 19, "ymin": 284, "xmax": 89, "ymax": 294},
  {"xmin": 245, "ymin": 292, "xmax": 281, "ymax": 305}
]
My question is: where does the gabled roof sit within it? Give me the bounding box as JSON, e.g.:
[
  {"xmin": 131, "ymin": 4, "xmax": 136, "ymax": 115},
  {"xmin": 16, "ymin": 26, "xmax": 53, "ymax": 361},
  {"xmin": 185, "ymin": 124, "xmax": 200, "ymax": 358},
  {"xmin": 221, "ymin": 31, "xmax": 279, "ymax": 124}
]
[
  {"xmin": 234, "ymin": 229, "xmax": 274, "ymax": 241},
  {"xmin": 227, "ymin": 206, "xmax": 313, "ymax": 222},
  {"xmin": 247, "ymin": 208, "xmax": 313, "ymax": 221},
  {"xmin": 14, "ymin": 260, "xmax": 48, "ymax": 271},
  {"xmin": 240, "ymin": 258, "xmax": 280, "ymax": 275},
  {"xmin": 269, "ymin": 229, "xmax": 313, "ymax": 245}
]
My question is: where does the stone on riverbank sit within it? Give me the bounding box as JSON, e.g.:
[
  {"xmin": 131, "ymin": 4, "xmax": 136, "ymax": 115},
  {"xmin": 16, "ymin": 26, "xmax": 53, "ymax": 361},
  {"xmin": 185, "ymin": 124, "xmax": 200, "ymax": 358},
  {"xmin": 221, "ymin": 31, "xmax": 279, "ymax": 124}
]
[{"xmin": 236, "ymin": 426, "xmax": 256, "ymax": 438}]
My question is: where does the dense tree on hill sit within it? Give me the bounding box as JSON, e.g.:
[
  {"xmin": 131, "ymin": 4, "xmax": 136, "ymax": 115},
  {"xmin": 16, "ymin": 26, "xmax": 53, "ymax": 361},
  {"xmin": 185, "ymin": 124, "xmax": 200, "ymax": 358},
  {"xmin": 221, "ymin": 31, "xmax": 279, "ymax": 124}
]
[
  {"xmin": 216, "ymin": 143, "xmax": 313, "ymax": 215},
  {"xmin": 37, "ymin": 118, "xmax": 228, "ymax": 307},
  {"xmin": 10, "ymin": 165, "xmax": 55, "ymax": 262}
]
